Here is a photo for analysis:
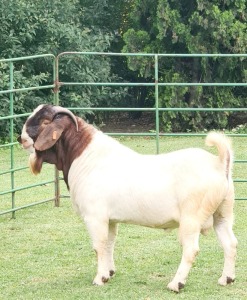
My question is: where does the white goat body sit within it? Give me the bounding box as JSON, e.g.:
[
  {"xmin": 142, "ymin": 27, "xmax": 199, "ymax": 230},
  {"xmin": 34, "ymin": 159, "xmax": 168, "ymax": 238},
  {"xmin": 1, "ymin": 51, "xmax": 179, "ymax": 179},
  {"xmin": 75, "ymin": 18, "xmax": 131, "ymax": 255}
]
[
  {"xmin": 18, "ymin": 105, "xmax": 237, "ymax": 292},
  {"xmin": 69, "ymin": 132, "xmax": 227, "ymax": 229}
]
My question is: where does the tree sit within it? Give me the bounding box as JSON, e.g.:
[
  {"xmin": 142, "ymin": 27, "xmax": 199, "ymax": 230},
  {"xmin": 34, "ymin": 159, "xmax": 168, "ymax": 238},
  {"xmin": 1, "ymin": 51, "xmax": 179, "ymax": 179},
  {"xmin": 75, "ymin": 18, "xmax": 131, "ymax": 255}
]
[
  {"xmin": 122, "ymin": 0, "xmax": 247, "ymax": 131},
  {"xmin": 0, "ymin": 0, "xmax": 127, "ymax": 138}
]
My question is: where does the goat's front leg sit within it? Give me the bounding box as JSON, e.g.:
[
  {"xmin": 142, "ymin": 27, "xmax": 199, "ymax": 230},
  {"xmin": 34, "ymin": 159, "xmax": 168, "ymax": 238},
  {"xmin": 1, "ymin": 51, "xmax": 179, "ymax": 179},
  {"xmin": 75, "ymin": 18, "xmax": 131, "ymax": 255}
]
[
  {"xmin": 85, "ymin": 217, "xmax": 110, "ymax": 285},
  {"xmin": 167, "ymin": 219, "xmax": 200, "ymax": 293}
]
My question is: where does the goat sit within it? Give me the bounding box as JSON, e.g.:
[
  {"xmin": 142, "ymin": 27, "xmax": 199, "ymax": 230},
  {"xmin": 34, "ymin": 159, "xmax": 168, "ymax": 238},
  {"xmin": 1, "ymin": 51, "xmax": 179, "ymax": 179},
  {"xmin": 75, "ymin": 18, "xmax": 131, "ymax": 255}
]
[{"xmin": 18, "ymin": 104, "xmax": 237, "ymax": 292}]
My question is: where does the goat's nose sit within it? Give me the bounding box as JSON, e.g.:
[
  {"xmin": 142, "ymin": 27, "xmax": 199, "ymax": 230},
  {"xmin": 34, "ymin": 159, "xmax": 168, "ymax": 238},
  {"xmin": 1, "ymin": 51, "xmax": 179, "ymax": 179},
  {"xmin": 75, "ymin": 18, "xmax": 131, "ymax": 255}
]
[
  {"xmin": 17, "ymin": 136, "xmax": 27, "ymax": 145},
  {"xmin": 17, "ymin": 136, "xmax": 22, "ymax": 144}
]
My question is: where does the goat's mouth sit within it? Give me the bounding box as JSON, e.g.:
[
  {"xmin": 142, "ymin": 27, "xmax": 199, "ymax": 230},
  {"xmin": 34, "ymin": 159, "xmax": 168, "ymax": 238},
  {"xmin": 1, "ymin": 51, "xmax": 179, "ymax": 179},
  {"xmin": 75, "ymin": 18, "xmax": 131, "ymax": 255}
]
[
  {"xmin": 23, "ymin": 142, "xmax": 35, "ymax": 153},
  {"xmin": 17, "ymin": 136, "xmax": 35, "ymax": 153},
  {"xmin": 25, "ymin": 145, "xmax": 35, "ymax": 154}
]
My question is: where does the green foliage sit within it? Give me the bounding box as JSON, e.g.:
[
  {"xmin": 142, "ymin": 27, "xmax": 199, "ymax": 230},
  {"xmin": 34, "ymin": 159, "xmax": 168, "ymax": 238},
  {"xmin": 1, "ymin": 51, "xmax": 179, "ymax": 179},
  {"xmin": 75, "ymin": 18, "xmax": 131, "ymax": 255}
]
[
  {"xmin": 0, "ymin": 0, "xmax": 128, "ymax": 139},
  {"xmin": 1, "ymin": 0, "xmax": 247, "ymax": 136},
  {"xmin": 232, "ymin": 123, "xmax": 247, "ymax": 134},
  {"xmin": 0, "ymin": 61, "xmax": 51, "ymax": 140},
  {"xmin": 122, "ymin": 29, "xmax": 155, "ymax": 78},
  {"xmin": 121, "ymin": 0, "xmax": 247, "ymax": 132}
]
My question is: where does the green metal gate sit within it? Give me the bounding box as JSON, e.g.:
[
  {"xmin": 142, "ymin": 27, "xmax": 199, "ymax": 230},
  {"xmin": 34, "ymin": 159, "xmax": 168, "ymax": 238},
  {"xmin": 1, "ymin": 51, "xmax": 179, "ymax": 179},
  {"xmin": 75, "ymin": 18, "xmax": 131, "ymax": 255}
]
[
  {"xmin": 0, "ymin": 54, "xmax": 57, "ymax": 218},
  {"xmin": 0, "ymin": 52, "xmax": 246, "ymax": 218}
]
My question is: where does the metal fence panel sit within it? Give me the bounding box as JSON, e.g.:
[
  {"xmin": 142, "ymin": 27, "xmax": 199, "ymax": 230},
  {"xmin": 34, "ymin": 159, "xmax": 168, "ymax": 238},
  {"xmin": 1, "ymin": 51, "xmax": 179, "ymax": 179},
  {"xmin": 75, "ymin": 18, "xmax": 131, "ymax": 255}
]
[
  {"xmin": 0, "ymin": 54, "xmax": 57, "ymax": 218},
  {"xmin": 0, "ymin": 52, "xmax": 246, "ymax": 217}
]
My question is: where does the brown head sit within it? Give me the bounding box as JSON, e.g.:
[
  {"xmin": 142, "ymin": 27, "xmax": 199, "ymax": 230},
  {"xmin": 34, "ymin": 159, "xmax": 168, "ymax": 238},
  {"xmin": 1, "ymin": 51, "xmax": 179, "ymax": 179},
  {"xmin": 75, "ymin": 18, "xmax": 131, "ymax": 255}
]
[{"xmin": 18, "ymin": 104, "xmax": 94, "ymax": 188}]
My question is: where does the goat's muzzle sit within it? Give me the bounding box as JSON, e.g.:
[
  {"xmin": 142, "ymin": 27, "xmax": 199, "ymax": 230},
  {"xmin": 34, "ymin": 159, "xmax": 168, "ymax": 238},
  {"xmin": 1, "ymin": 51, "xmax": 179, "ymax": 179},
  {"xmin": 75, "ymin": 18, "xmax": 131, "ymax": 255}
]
[{"xmin": 17, "ymin": 136, "xmax": 35, "ymax": 153}]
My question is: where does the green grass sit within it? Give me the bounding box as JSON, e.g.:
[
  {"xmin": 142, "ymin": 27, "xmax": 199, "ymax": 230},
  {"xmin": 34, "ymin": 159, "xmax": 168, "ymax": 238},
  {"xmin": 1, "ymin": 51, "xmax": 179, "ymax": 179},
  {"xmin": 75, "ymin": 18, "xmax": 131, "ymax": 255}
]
[{"xmin": 0, "ymin": 136, "xmax": 247, "ymax": 299}]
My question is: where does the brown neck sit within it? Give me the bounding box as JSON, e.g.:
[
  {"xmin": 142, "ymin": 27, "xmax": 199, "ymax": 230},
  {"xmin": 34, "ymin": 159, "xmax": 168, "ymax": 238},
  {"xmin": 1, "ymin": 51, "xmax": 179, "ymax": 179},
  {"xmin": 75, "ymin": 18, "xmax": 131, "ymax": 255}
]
[{"xmin": 42, "ymin": 118, "xmax": 95, "ymax": 189}]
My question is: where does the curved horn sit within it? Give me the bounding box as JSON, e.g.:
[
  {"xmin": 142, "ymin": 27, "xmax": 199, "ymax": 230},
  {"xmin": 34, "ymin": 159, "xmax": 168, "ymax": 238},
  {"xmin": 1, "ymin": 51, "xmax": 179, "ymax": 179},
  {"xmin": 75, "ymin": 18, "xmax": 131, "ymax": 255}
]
[{"xmin": 52, "ymin": 106, "xmax": 79, "ymax": 131}]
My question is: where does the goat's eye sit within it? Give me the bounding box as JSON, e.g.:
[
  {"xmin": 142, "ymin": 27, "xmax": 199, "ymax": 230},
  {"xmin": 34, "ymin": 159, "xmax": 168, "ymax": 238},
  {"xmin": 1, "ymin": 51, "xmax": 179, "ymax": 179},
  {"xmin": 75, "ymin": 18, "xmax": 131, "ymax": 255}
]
[{"xmin": 43, "ymin": 120, "xmax": 50, "ymax": 125}]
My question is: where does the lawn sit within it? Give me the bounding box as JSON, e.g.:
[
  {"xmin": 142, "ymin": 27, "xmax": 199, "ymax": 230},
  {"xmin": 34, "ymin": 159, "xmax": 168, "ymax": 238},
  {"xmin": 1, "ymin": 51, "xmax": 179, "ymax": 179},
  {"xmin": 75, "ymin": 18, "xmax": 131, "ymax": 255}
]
[{"xmin": 0, "ymin": 136, "xmax": 247, "ymax": 300}]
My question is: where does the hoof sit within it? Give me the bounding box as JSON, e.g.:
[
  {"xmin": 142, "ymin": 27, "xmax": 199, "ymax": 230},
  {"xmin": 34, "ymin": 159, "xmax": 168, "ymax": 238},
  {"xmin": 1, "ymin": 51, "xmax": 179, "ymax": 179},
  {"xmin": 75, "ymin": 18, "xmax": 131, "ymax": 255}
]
[
  {"xmin": 167, "ymin": 281, "xmax": 185, "ymax": 293},
  {"xmin": 93, "ymin": 280, "xmax": 104, "ymax": 286},
  {"xmin": 93, "ymin": 275, "xmax": 109, "ymax": 286},
  {"xmin": 227, "ymin": 277, "xmax": 235, "ymax": 284},
  {"xmin": 102, "ymin": 276, "xmax": 109, "ymax": 283},
  {"xmin": 218, "ymin": 276, "xmax": 235, "ymax": 286},
  {"xmin": 109, "ymin": 270, "xmax": 115, "ymax": 277},
  {"xmin": 178, "ymin": 282, "xmax": 185, "ymax": 290}
]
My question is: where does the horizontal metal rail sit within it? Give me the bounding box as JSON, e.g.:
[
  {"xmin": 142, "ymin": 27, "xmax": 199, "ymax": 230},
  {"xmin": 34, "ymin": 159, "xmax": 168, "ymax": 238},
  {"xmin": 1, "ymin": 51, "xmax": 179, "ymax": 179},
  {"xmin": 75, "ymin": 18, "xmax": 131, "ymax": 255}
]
[
  {"xmin": 0, "ymin": 180, "xmax": 55, "ymax": 196},
  {"xmin": 0, "ymin": 198, "xmax": 56, "ymax": 216},
  {"xmin": 0, "ymin": 112, "xmax": 31, "ymax": 120},
  {"xmin": 0, "ymin": 84, "xmax": 55, "ymax": 95},
  {"xmin": 0, "ymin": 166, "xmax": 29, "ymax": 176},
  {"xmin": 61, "ymin": 81, "xmax": 247, "ymax": 87},
  {"xmin": 58, "ymin": 51, "xmax": 247, "ymax": 58},
  {"xmin": 0, "ymin": 54, "xmax": 55, "ymax": 63},
  {"xmin": 68, "ymin": 107, "xmax": 247, "ymax": 112}
]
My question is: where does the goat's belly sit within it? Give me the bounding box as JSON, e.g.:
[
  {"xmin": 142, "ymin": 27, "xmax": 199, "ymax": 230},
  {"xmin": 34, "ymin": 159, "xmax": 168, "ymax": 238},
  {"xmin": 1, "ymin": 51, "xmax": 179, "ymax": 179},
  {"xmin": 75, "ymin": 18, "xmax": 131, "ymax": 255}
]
[
  {"xmin": 70, "ymin": 181, "xmax": 180, "ymax": 226},
  {"xmin": 108, "ymin": 194, "xmax": 180, "ymax": 229},
  {"xmin": 114, "ymin": 217, "xmax": 179, "ymax": 230},
  {"xmin": 114, "ymin": 213, "xmax": 179, "ymax": 229},
  {"xmin": 69, "ymin": 168, "xmax": 180, "ymax": 228}
]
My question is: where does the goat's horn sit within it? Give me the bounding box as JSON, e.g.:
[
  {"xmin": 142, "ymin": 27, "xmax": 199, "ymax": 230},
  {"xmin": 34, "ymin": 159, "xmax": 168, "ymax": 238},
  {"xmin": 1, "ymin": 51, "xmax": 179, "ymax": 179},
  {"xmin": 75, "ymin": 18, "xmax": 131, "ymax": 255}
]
[{"xmin": 52, "ymin": 106, "xmax": 79, "ymax": 132}]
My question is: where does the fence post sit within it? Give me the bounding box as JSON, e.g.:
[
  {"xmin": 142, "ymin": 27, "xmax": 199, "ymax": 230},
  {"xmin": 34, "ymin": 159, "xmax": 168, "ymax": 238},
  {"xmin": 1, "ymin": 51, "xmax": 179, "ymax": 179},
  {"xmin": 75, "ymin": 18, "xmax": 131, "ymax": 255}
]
[
  {"xmin": 155, "ymin": 54, "xmax": 160, "ymax": 154},
  {"xmin": 9, "ymin": 62, "xmax": 16, "ymax": 218},
  {"xmin": 53, "ymin": 55, "xmax": 60, "ymax": 207}
]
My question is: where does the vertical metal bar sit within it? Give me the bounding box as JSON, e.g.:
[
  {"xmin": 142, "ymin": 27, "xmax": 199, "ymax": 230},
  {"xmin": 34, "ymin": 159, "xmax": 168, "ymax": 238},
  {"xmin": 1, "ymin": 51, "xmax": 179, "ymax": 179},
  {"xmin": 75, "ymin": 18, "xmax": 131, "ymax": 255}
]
[
  {"xmin": 54, "ymin": 168, "xmax": 60, "ymax": 207},
  {"xmin": 155, "ymin": 54, "xmax": 160, "ymax": 154},
  {"xmin": 54, "ymin": 55, "xmax": 59, "ymax": 106},
  {"xmin": 9, "ymin": 62, "xmax": 15, "ymax": 218},
  {"xmin": 54, "ymin": 56, "xmax": 60, "ymax": 206}
]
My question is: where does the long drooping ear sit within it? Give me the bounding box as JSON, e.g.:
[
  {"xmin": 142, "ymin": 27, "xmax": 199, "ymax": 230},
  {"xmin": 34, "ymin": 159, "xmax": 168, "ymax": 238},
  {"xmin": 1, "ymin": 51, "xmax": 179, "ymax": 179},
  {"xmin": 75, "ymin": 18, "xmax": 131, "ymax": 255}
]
[{"xmin": 34, "ymin": 119, "xmax": 65, "ymax": 151}]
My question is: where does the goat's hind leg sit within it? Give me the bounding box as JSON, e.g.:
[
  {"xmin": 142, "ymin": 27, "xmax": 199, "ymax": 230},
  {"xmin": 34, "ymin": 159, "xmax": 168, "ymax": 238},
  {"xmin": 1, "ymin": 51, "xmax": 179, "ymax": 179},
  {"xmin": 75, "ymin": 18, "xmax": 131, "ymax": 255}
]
[
  {"xmin": 167, "ymin": 217, "xmax": 200, "ymax": 293},
  {"xmin": 214, "ymin": 195, "xmax": 237, "ymax": 286},
  {"xmin": 106, "ymin": 222, "xmax": 118, "ymax": 278}
]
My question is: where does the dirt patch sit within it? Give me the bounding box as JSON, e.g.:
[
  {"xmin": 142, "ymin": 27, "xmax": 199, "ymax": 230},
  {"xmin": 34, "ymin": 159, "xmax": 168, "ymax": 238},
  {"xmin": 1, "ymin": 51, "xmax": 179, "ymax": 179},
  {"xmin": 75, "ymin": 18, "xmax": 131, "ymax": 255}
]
[{"xmin": 100, "ymin": 112, "xmax": 156, "ymax": 133}]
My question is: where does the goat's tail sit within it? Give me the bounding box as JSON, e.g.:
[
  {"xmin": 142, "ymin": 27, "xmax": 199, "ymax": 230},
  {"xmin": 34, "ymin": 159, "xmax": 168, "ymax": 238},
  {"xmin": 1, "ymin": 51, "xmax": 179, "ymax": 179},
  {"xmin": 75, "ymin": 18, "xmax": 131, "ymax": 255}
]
[{"xmin": 205, "ymin": 132, "xmax": 233, "ymax": 179}]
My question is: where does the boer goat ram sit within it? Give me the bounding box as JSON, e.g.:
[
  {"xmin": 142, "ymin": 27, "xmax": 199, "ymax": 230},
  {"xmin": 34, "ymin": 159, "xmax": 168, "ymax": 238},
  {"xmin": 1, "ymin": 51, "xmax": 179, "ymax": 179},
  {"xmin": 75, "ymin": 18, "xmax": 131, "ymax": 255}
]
[{"xmin": 18, "ymin": 104, "xmax": 237, "ymax": 292}]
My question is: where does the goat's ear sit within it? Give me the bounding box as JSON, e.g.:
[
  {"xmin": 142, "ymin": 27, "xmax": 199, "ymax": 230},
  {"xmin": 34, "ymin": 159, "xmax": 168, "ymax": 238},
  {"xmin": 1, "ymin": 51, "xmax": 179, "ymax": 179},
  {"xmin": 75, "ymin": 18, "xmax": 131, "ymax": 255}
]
[{"xmin": 34, "ymin": 120, "xmax": 64, "ymax": 151}]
